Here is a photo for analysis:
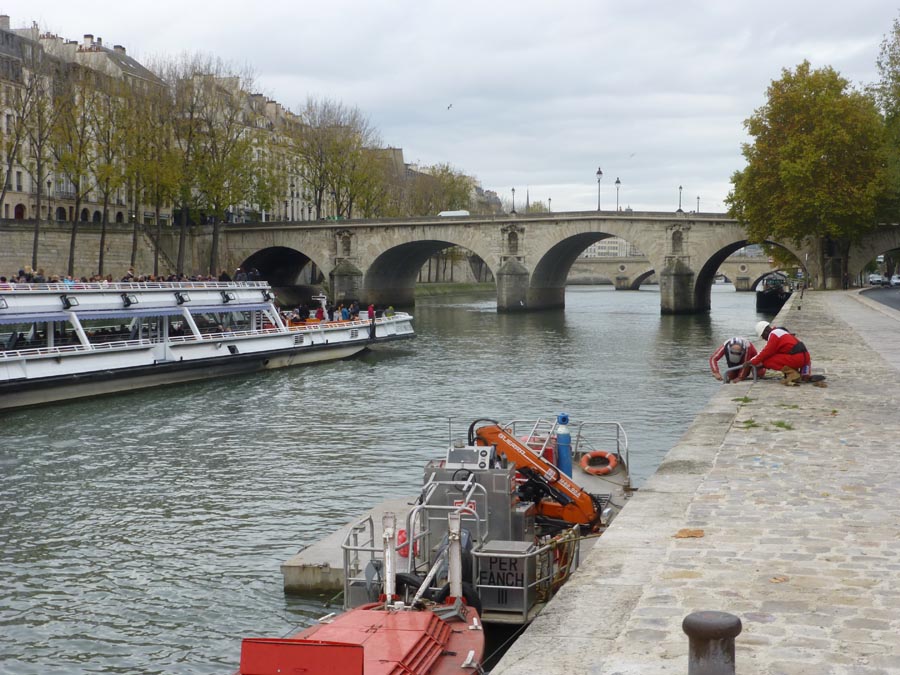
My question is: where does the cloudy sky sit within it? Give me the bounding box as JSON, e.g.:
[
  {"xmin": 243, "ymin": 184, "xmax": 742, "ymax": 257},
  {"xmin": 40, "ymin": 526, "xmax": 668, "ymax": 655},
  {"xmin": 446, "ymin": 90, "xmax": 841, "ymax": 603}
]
[{"xmin": 7, "ymin": 1, "xmax": 897, "ymax": 212}]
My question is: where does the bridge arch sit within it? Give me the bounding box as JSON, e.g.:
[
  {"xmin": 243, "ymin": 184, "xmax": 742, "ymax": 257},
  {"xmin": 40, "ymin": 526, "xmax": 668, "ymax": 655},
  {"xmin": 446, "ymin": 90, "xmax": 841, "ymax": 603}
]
[
  {"xmin": 693, "ymin": 239, "xmax": 804, "ymax": 311},
  {"xmin": 526, "ymin": 226, "xmax": 661, "ymax": 309},
  {"xmin": 848, "ymin": 226, "xmax": 900, "ymax": 280},
  {"xmin": 237, "ymin": 246, "xmax": 325, "ymax": 306},
  {"xmin": 359, "ymin": 240, "xmax": 495, "ymax": 307}
]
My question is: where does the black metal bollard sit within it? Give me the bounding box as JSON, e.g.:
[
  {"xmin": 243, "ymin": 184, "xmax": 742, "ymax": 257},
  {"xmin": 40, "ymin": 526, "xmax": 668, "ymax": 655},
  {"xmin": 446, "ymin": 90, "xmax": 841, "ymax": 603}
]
[{"xmin": 682, "ymin": 611, "xmax": 742, "ymax": 675}]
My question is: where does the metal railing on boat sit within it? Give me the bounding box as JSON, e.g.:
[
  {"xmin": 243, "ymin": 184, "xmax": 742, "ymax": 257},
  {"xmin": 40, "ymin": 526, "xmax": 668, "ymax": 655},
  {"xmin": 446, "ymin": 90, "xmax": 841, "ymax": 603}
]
[{"xmin": 0, "ymin": 281, "xmax": 270, "ymax": 293}]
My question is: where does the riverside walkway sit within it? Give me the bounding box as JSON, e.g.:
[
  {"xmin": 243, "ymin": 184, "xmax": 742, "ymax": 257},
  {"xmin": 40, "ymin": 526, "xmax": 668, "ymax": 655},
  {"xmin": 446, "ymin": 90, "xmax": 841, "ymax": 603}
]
[{"xmin": 493, "ymin": 289, "xmax": 900, "ymax": 674}]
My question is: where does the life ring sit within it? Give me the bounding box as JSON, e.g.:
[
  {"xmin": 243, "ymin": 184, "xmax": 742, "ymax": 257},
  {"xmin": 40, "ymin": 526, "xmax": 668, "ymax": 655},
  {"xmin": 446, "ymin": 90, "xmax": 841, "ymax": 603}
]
[{"xmin": 579, "ymin": 450, "xmax": 618, "ymax": 476}]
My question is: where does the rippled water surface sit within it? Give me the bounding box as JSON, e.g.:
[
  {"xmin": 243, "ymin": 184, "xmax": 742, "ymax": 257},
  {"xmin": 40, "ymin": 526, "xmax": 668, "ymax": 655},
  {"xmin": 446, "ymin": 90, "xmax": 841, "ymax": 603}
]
[{"xmin": 0, "ymin": 286, "xmax": 763, "ymax": 674}]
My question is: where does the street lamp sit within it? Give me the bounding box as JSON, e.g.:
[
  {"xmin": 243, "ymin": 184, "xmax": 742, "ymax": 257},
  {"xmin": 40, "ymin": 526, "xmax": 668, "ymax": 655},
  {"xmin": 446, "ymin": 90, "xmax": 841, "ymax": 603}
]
[
  {"xmin": 614, "ymin": 177, "xmax": 621, "ymax": 212},
  {"xmin": 596, "ymin": 167, "xmax": 603, "ymax": 211},
  {"xmin": 678, "ymin": 185, "xmax": 683, "ymax": 212},
  {"xmin": 511, "ymin": 187, "xmax": 516, "ymax": 214},
  {"xmin": 696, "ymin": 195, "xmax": 700, "ymax": 212},
  {"xmin": 290, "ymin": 182, "xmax": 295, "ymax": 222},
  {"xmin": 46, "ymin": 179, "xmax": 52, "ymax": 221},
  {"xmin": 548, "ymin": 197, "xmax": 552, "ymax": 213}
]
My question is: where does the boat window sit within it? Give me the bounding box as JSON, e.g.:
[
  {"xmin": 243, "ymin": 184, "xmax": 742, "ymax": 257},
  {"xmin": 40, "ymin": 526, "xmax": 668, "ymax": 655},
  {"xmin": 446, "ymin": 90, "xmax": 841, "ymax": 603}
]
[
  {"xmin": 1, "ymin": 318, "xmax": 77, "ymax": 350},
  {"xmin": 192, "ymin": 310, "xmax": 255, "ymax": 335}
]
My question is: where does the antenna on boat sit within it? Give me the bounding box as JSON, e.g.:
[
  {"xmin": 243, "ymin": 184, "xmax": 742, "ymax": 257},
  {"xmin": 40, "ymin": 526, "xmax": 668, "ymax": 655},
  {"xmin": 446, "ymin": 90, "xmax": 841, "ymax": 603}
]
[{"xmin": 382, "ymin": 512, "xmax": 397, "ymax": 603}]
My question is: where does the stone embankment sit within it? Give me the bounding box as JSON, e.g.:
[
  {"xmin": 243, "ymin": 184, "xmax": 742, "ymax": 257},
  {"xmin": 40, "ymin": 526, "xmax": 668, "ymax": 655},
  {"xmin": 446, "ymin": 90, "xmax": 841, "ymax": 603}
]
[{"xmin": 493, "ymin": 289, "xmax": 900, "ymax": 674}]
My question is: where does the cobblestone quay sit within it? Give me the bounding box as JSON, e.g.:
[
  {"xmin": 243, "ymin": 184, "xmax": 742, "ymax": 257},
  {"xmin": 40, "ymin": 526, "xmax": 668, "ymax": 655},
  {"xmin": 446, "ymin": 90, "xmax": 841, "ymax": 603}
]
[{"xmin": 494, "ymin": 289, "xmax": 900, "ymax": 674}]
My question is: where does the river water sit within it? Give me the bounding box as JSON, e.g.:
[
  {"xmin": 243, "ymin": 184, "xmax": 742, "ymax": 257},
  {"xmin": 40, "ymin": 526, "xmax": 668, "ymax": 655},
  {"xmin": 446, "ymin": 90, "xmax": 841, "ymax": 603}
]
[{"xmin": 0, "ymin": 285, "xmax": 763, "ymax": 674}]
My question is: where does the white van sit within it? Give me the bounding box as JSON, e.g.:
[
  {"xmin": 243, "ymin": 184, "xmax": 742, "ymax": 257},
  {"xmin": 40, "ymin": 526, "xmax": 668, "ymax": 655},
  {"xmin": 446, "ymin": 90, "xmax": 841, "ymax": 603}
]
[{"xmin": 437, "ymin": 210, "xmax": 470, "ymax": 217}]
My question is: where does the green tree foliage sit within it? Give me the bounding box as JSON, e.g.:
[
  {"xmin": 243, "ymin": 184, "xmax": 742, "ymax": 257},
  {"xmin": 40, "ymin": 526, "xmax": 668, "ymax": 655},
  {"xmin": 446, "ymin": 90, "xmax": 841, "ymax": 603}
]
[
  {"xmin": 293, "ymin": 97, "xmax": 381, "ymax": 219},
  {"xmin": 52, "ymin": 64, "xmax": 99, "ymax": 275},
  {"xmin": 405, "ymin": 163, "xmax": 473, "ymax": 216},
  {"xmin": 873, "ymin": 15, "xmax": 900, "ymax": 219},
  {"xmin": 89, "ymin": 76, "xmax": 128, "ymax": 275},
  {"xmin": 727, "ymin": 61, "xmax": 889, "ymax": 283},
  {"xmin": 20, "ymin": 41, "xmax": 60, "ymax": 268}
]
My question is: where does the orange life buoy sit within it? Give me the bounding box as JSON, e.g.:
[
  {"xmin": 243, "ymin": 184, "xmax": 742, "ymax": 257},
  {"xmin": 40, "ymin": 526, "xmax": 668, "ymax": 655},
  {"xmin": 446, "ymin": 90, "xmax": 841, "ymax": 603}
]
[{"xmin": 579, "ymin": 450, "xmax": 618, "ymax": 476}]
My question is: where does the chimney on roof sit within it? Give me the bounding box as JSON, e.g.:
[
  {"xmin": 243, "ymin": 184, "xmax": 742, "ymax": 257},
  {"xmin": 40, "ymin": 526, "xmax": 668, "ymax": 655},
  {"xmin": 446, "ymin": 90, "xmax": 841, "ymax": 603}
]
[
  {"xmin": 83, "ymin": 34, "xmax": 93, "ymax": 48},
  {"xmin": 113, "ymin": 44, "xmax": 126, "ymax": 55},
  {"xmin": 96, "ymin": 36, "xmax": 102, "ymax": 47},
  {"xmin": 0, "ymin": 15, "xmax": 10, "ymax": 31}
]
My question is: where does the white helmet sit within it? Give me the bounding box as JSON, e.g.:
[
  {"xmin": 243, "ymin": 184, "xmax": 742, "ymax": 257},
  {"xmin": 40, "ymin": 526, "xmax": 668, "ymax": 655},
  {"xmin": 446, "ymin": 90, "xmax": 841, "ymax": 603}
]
[{"xmin": 755, "ymin": 321, "xmax": 771, "ymax": 338}]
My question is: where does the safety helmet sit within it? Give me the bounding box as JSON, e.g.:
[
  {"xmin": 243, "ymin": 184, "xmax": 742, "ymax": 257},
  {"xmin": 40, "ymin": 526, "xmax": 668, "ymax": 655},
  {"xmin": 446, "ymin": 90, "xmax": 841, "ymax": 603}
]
[
  {"xmin": 726, "ymin": 337, "xmax": 746, "ymax": 355},
  {"xmin": 755, "ymin": 320, "xmax": 771, "ymax": 338}
]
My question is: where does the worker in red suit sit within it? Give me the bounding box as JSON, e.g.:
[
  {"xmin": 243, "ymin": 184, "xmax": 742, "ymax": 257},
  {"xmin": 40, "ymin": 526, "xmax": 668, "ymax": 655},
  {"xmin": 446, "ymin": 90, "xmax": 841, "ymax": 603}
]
[
  {"xmin": 749, "ymin": 321, "xmax": 811, "ymax": 384},
  {"xmin": 709, "ymin": 336, "xmax": 762, "ymax": 382}
]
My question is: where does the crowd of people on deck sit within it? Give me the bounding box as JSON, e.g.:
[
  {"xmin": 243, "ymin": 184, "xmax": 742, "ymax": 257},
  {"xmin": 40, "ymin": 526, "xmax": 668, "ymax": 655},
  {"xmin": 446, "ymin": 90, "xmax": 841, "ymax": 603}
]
[
  {"xmin": 284, "ymin": 300, "xmax": 395, "ymax": 324},
  {"xmin": 0, "ymin": 265, "xmax": 269, "ymax": 287}
]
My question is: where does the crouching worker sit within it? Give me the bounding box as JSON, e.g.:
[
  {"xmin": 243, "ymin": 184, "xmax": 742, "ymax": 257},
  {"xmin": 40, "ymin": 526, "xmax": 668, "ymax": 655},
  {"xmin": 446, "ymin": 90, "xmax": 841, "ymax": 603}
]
[
  {"xmin": 749, "ymin": 321, "xmax": 811, "ymax": 385},
  {"xmin": 710, "ymin": 336, "xmax": 762, "ymax": 382}
]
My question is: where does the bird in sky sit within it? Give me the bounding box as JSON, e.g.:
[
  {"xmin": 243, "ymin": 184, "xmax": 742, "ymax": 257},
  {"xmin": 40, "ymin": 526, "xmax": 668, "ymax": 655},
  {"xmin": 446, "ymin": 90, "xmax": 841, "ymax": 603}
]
[{"xmin": 447, "ymin": 103, "xmax": 453, "ymax": 110}]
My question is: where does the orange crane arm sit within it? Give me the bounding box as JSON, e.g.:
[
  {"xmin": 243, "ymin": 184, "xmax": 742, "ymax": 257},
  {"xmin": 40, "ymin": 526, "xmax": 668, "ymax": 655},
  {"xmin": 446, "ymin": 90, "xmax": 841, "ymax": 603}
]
[{"xmin": 471, "ymin": 422, "xmax": 602, "ymax": 530}]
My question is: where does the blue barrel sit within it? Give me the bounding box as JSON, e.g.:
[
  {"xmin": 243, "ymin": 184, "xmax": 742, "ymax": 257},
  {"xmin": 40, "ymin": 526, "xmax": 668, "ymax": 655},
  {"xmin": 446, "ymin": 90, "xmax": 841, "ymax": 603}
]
[{"xmin": 556, "ymin": 413, "xmax": 572, "ymax": 477}]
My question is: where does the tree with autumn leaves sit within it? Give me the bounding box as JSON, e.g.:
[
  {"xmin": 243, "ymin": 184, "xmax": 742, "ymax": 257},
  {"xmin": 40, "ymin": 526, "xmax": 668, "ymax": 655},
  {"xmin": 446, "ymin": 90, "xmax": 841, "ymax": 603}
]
[{"xmin": 727, "ymin": 60, "xmax": 891, "ymax": 287}]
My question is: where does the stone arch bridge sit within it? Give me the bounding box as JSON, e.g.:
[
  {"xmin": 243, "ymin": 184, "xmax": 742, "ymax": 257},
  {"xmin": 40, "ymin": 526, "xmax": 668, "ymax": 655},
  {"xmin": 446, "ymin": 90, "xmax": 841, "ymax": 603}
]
[{"xmin": 198, "ymin": 210, "xmax": 900, "ymax": 314}]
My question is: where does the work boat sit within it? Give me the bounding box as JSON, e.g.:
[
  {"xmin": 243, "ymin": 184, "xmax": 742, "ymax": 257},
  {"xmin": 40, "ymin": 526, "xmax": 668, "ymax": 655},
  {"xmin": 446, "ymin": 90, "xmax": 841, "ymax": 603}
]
[
  {"xmin": 341, "ymin": 415, "xmax": 632, "ymax": 626},
  {"xmin": 0, "ymin": 281, "xmax": 414, "ymax": 410},
  {"xmin": 236, "ymin": 512, "xmax": 484, "ymax": 675}
]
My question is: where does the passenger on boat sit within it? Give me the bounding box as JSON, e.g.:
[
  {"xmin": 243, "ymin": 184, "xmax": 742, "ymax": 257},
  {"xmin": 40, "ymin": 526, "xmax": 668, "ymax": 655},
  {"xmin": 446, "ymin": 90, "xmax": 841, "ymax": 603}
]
[
  {"xmin": 367, "ymin": 304, "xmax": 375, "ymax": 320},
  {"xmin": 750, "ymin": 321, "xmax": 812, "ymax": 384},
  {"xmin": 710, "ymin": 336, "xmax": 761, "ymax": 381},
  {"xmin": 341, "ymin": 305, "xmax": 349, "ymax": 320}
]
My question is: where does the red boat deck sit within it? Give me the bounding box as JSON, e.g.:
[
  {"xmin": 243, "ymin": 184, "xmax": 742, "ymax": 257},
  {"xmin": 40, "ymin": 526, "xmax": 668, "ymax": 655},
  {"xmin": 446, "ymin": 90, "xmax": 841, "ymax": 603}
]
[{"xmin": 238, "ymin": 603, "xmax": 484, "ymax": 675}]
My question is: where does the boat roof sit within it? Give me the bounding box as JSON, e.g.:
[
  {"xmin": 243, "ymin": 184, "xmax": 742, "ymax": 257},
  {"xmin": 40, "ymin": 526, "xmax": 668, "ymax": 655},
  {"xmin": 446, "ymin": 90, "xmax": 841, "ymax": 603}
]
[{"xmin": 0, "ymin": 281, "xmax": 275, "ymax": 323}]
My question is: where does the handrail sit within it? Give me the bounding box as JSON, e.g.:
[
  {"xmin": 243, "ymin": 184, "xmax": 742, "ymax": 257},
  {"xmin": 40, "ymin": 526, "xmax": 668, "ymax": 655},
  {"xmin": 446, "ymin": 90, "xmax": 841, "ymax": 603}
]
[
  {"xmin": 0, "ymin": 281, "xmax": 270, "ymax": 293},
  {"xmin": 721, "ymin": 362, "xmax": 759, "ymax": 383},
  {"xmin": 0, "ymin": 339, "xmax": 155, "ymax": 360}
]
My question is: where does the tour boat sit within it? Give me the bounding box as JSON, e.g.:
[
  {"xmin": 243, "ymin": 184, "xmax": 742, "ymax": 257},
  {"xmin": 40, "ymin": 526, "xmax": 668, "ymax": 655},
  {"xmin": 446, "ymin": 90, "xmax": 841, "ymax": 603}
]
[
  {"xmin": 0, "ymin": 280, "xmax": 414, "ymax": 410},
  {"xmin": 236, "ymin": 512, "xmax": 485, "ymax": 675}
]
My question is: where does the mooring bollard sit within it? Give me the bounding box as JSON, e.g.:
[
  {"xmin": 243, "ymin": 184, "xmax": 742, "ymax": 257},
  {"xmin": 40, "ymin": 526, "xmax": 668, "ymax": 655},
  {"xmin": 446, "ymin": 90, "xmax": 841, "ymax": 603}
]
[{"xmin": 682, "ymin": 610, "xmax": 742, "ymax": 675}]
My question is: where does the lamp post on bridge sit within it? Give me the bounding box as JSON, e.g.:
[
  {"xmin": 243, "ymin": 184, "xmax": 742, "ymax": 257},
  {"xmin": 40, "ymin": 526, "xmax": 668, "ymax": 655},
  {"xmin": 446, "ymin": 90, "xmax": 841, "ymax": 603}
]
[
  {"xmin": 511, "ymin": 187, "xmax": 516, "ymax": 214},
  {"xmin": 290, "ymin": 182, "xmax": 295, "ymax": 221},
  {"xmin": 596, "ymin": 167, "xmax": 603, "ymax": 211},
  {"xmin": 677, "ymin": 185, "xmax": 683, "ymax": 212},
  {"xmin": 548, "ymin": 197, "xmax": 551, "ymax": 213},
  {"xmin": 696, "ymin": 195, "xmax": 700, "ymax": 212},
  {"xmin": 615, "ymin": 177, "xmax": 621, "ymax": 212}
]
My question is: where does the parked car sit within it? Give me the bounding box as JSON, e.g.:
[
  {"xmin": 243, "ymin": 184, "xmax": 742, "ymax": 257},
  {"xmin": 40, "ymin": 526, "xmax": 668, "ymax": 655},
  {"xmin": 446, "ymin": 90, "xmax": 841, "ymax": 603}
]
[
  {"xmin": 891, "ymin": 275, "xmax": 900, "ymax": 287},
  {"xmin": 869, "ymin": 273, "xmax": 885, "ymax": 285}
]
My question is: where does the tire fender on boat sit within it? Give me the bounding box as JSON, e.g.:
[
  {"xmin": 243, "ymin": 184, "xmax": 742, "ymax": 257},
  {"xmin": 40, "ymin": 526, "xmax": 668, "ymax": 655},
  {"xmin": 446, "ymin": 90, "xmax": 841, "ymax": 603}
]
[{"xmin": 579, "ymin": 450, "xmax": 618, "ymax": 476}]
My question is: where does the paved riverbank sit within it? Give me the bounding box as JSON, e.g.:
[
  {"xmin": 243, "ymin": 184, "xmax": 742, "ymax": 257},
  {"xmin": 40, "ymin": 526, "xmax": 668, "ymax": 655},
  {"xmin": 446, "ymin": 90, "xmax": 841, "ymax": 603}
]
[{"xmin": 493, "ymin": 289, "xmax": 900, "ymax": 674}]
